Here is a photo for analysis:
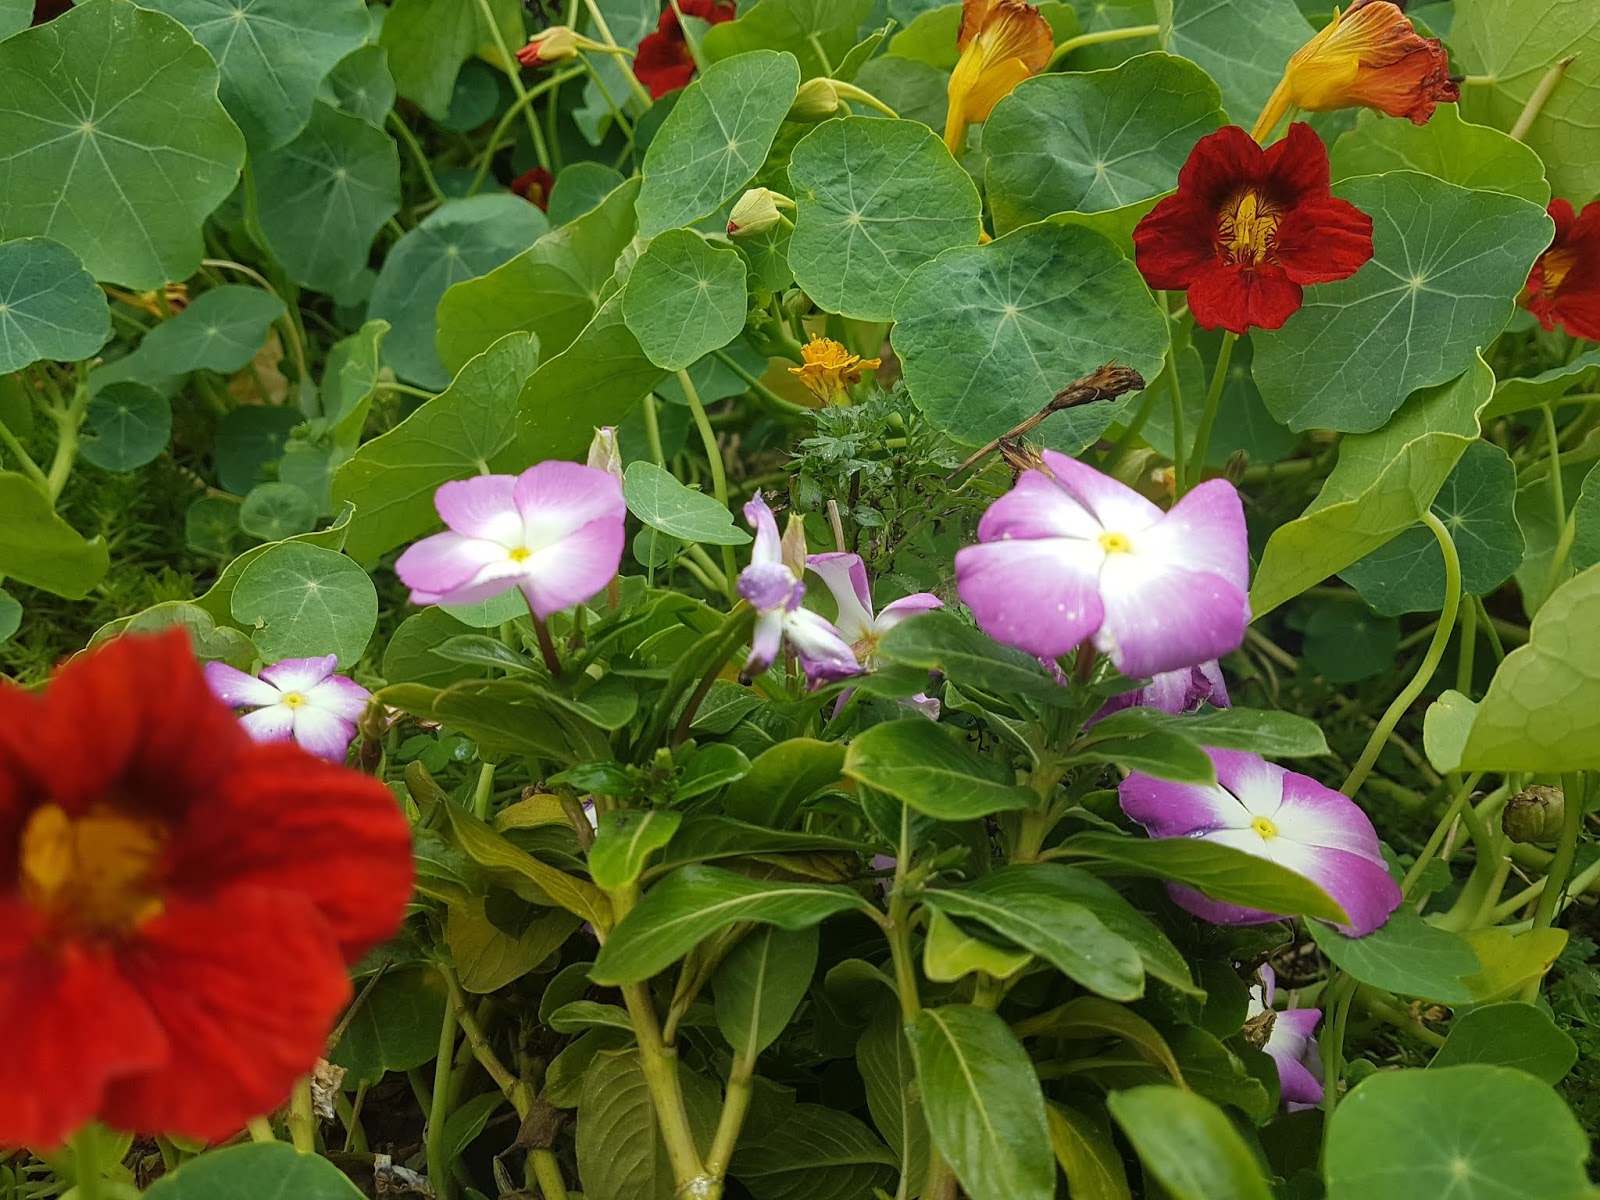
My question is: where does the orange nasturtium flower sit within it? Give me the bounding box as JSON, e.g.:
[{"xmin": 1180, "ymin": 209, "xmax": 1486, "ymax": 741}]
[
  {"xmin": 1251, "ymin": 0, "xmax": 1459, "ymax": 143},
  {"xmin": 789, "ymin": 336, "xmax": 882, "ymax": 406},
  {"xmin": 943, "ymin": 0, "xmax": 1054, "ymax": 155}
]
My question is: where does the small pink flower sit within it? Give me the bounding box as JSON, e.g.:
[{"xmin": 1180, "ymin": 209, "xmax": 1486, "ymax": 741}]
[
  {"xmin": 395, "ymin": 462, "xmax": 626, "ymax": 620},
  {"xmin": 738, "ymin": 493, "xmax": 859, "ymax": 685},
  {"xmin": 808, "ymin": 552, "xmax": 942, "ymax": 714},
  {"xmin": 204, "ymin": 655, "xmax": 371, "ymax": 762},
  {"xmin": 1119, "ymin": 748, "xmax": 1401, "ymax": 936},
  {"xmin": 954, "ymin": 450, "xmax": 1249, "ymax": 678},
  {"xmin": 1249, "ymin": 964, "xmax": 1323, "ymax": 1109}
]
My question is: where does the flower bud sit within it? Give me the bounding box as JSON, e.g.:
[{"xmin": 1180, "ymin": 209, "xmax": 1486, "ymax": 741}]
[
  {"xmin": 586, "ymin": 426, "xmax": 624, "ymax": 484},
  {"xmin": 789, "ymin": 77, "xmax": 845, "ymax": 122},
  {"xmin": 515, "ymin": 26, "xmax": 613, "ymax": 67},
  {"xmin": 1503, "ymin": 784, "xmax": 1565, "ymax": 845},
  {"xmin": 1224, "ymin": 449, "xmax": 1249, "ymax": 484},
  {"xmin": 727, "ymin": 187, "xmax": 792, "ymax": 238},
  {"xmin": 781, "ymin": 513, "xmax": 809, "ymax": 577}
]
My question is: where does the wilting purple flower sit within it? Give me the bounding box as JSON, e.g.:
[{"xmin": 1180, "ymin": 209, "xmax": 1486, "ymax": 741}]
[
  {"xmin": 954, "ymin": 450, "xmax": 1249, "ymax": 678},
  {"xmin": 1249, "ymin": 964, "xmax": 1323, "ymax": 1109},
  {"xmin": 738, "ymin": 493, "xmax": 860, "ymax": 684},
  {"xmin": 395, "ymin": 462, "xmax": 625, "ymax": 619},
  {"xmin": 204, "ymin": 655, "xmax": 371, "ymax": 762},
  {"xmin": 1091, "ymin": 660, "xmax": 1230, "ymax": 725},
  {"xmin": 1118, "ymin": 747, "xmax": 1401, "ymax": 936}
]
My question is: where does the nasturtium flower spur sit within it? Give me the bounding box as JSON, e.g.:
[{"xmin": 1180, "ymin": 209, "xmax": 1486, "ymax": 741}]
[
  {"xmin": 204, "ymin": 655, "xmax": 371, "ymax": 763},
  {"xmin": 1520, "ymin": 199, "xmax": 1600, "ymax": 342},
  {"xmin": 1246, "ymin": 964, "xmax": 1324, "ymax": 1109},
  {"xmin": 1133, "ymin": 123, "xmax": 1374, "ymax": 334},
  {"xmin": 1119, "ymin": 747, "xmax": 1402, "ymax": 937},
  {"xmin": 396, "ymin": 461, "xmax": 626, "ymax": 620},
  {"xmin": 634, "ymin": 0, "xmax": 736, "ymax": 98},
  {"xmin": 943, "ymin": 0, "xmax": 1054, "ymax": 154},
  {"xmin": 788, "ymin": 335, "xmax": 882, "ymax": 406},
  {"xmin": 0, "ymin": 632, "xmax": 413, "ymax": 1149},
  {"xmin": 1252, "ymin": 0, "xmax": 1459, "ymax": 143},
  {"xmin": 954, "ymin": 449, "xmax": 1250, "ymax": 679},
  {"xmin": 738, "ymin": 493, "xmax": 861, "ymax": 685}
]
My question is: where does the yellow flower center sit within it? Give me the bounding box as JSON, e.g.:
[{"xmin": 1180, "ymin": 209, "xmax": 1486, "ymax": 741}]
[
  {"xmin": 1220, "ymin": 191, "xmax": 1282, "ymax": 266},
  {"xmin": 1098, "ymin": 531, "xmax": 1132, "ymax": 554},
  {"xmin": 1251, "ymin": 815, "xmax": 1279, "ymax": 840},
  {"xmin": 1542, "ymin": 248, "xmax": 1578, "ymax": 296},
  {"xmin": 19, "ymin": 803, "xmax": 168, "ymax": 934},
  {"xmin": 508, "ymin": 546, "xmax": 533, "ymax": 563},
  {"xmin": 282, "ymin": 691, "xmax": 308, "ymax": 709}
]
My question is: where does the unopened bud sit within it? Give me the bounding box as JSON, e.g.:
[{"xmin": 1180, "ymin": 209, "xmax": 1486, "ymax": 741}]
[
  {"xmin": 516, "ymin": 26, "xmax": 614, "ymax": 68},
  {"xmin": 789, "ymin": 77, "xmax": 845, "ymax": 121},
  {"xmin": 781, "ymin": 513, "xmax": 808, "ymax": 577},
  {"xmin": 1224, "ymin": 449, "xmax": 1249, "ymax": 484},
  {"xmin": 727, "ymin": 187, "xmax": 792, "ymax": 238},
  {"xmin": 587, "ymin": 426, "xmax": 624, "ymax": 484},
  {"xmin": 1503, "ymin": 784, "xmax": 1565, "ymax": 844}
]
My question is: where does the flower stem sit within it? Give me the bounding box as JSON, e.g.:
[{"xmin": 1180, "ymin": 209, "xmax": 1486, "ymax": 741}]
[
  {"xmin": 70, "ymin": 1125, "xmax": 106, "ymax": 1200},
  {"xmin": 468, "ymin": 66, "xmax": 587, "ymax": 196},
  {"xmin": 1341, "ymin": 511, "xmax": 1460, "ymax": 798},
  {"xmin": 1045, "ymin": 23, "xmax": 1159, "ymax": 69},
  {"xmin": 703, "ymin": 1052, "xmax": 755, "ymax": 1181},
  {"xmin": 0, "ymin": 413, "xmax": 48, "ymax": 492},
  {"xmin": 388, "ymin": 112, "xmax": 448, "ymax": 206},
  {"xmin": 532, "ymin": 613, "xmax": 564, "ymax": 679},
  {"xmin": 1510, "ymin": 56, "xmax": 1574, "ymax": 141},
  {"xmin": 287, "ymin": 1078, "xmax": 317, "ymax": 1152},
  {"xmin": 1399, "ymin": 772, "xmax": 1483, "ymax": 899},
  {"xmin": 712, "ymin": 347, "xmax": 809, "ymax": 417},
  {"xmin": 202, "ymin": 258, "xmax": 310, "ymax": 393},
  {"xmin": 425, "ymin": 984, "xmax": 462, "ymax": 1200},
  {"xmin": 583, "ymin": 0, "xmax": 654, "ymax": 106},
  {"xmin": 473, "ymin": 0, "xmax": 554, "ymax": 170},
  {"xmin": 677, "ymin": 368, "xmax": 739, "ymax": 595},
  {"xmin": 1187, "ymin": 330, "xmax": 1236, "ymax": 491}
]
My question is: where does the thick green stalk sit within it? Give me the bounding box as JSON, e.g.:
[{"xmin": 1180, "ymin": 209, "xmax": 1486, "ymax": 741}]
[
  {"xmin": 677, "ymin": 369, "xmax": 738, "ymax": 594},
  {"xmin": 425, "ymin": 987, "xmax": 462, "ymax": 1200},
  {"xmin": 1046, "ymin": 23, "xmax": 1159, "ymax": 69},
  {"xmin": 1187, "ymin": 330, "xmax": 1236, "ymax": 489}
]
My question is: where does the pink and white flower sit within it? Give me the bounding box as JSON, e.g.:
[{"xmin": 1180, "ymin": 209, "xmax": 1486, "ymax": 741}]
[
  {"xmin": 1091, "ymin": 660, "xmax": 1230, "ymax": 725},
  {"xmin": 806, "ymin": 552, "xmax": 943, "ymax": 667},
  {"xmin": 1118, "ymin": 747, "xmax": 1401, "ymax": 937},
  {"xmin": 395, "ymin": 462, "xmax": 626, "ymax": 619},
  {"xmin": 1249, "ymin": 964, "xmax": 1323, "ymax": 1109},
  {"xmin": 739, "ymin": 493, "xmax": 860, "ymax": 685},
  {"xmin": 954, "ymin": 450, "xmax": 1250, "ymax": 678},
  {"xmin": 204, "ymin": 654, "xmax": 371, "ymax": 762}
]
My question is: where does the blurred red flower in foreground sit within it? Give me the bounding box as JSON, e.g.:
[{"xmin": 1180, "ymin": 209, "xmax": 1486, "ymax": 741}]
[
  {"xmin": 634, "ymin": 0, "xmax": 736, "ymax": 99},
  {"xmin": 0, "ymin": 632, "xmax": 414, "ymax": 1150},
  {"xmin": 1521, "ymin": 199, "xmax": 1600, "ymax": 342},
  {"xmin": 511, "ymin": 166, "xmax": 554, "ymax": 210},
  {"xmin": 1133, "ymin": 123, "xmax": 1373, "ymax": 334}
]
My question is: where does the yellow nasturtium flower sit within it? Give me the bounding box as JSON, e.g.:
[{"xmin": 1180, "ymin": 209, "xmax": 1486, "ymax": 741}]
[
  {"xmin": 788, "ymin": 336, "xmax": 882, "ymax": 406},
  {"xmin": 943, "ymin": 0, "xmax": 1054, "ymax": 155}
]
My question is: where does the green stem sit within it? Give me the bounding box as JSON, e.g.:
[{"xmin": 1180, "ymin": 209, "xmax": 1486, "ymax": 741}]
[
  {"xmin": 0, "ymin": 414, "xmax": 49, "ymax": 492},
  {"xmin": 388, "ymin": 112, "xmax": 448, "ymax": 205},
  {"xmin": 886, "ymin": 805, "xmax": 922, "ymax": 1023},
  {"xmin": 1046, "ymin": 23, "xmax": 1159, "ymax": 69},
  {"xmin": 1341, "ymin": 511, "xmax": 1460, "ymax": 797},
  {"xmin": 202, "ymin": 258, "xmax": 309, "ymax": 395},
  {"xmin": 472, "ymin": 761, "xmax": 497, "ymax": 820},
  {"xmin": 678, "ymin": 368, "xmax": 738, "ymax": 595},
  {"xmin": 1187, "ymin": 330, "xmax": 1236, "ymax": 489},
  {"xmin": 703, "ymin": 1053, "xmax": 755, "ymax": 1181},
  {"xmin": 1529, "ymin": 773, "xmax": 1586, "ymax": 932},
  {"xmin": 1400, "ymin": 772, "xmax": 1483, "ymax": 899},
  {"xmin": 426, "ymin": 986, "xmax": 462, "ymax": 1200},
  {"xmin": 1456, "ymin": 595, "xmax": 1478, "ymax": 696},
  {"xmin": 45, "ymin": 374, "xmax": 90, "ymax": 502},
  {"xmin": 532, "ymin": 613, "xmax": 564, "ymax": 679},
  {"xmin": 70, "ymin": 1125, "xmax": 106, "ymax": 1200},
  {"xmin": 1543, "ymin": 404, "xmax": 1567, "ymax": 530},
  {"xmin": 712, "ymin": 348, "xmax": 808, "ymax": 417},
  {"xmin": 1509, "ymin": 56, "xmax": 1574, "ymax": 141},
  {"xmin": 474, "ymin": 0, "xmax": 554, "ymax": 169},
  {"xmin": 643, "ymin": 393, "xmax": 666, "ymax": 465},
  {"xmin": 584, "ymin": 0, "xmax": 654, "ymax": 105},
  {"xmin": 530, "ymin": 1150, "xmax": 571, "ymax": 1200},
  {"xmin": 468, "ymin": 66, "xmax": 587, "ymax": 196},
  {"xmin": 287, "ymin": 1079, "xmax": 316, "ymax": 1153},
  {"xmin": 621, "ymin": 977, "xmax": 708, "ymax": 1186}
]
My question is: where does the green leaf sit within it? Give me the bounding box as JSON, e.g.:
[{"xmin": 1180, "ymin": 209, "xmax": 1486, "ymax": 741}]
[
  {"xmin": 1423, "ymin": 688, "xmax": 1478, "ymax": 775},
  {"xmin": 134, "ymin": 285, "xmax": 285, "ymax": 375},
  {"xmin": 545, "ymin": 1000, "xmax": 633, "ymax": 1033},
  {"xmin": 1326, "ymin": 1065, "xmax": 1590, "ymax": 1200},
  {"xmin": 214, "ymin": 405, "xmax": 301, "ymax": 494},
  {"xmin": 370, "ymin": 195, "xmax": 546, "ymax": 389},
  {"xmin": 844, "ymin": 718, "xmax": 1037, "ymax": 819},
  {"xmin": 239, "ymin": 482, "xmax": 317, "ymax": 541},
  {"xmin": 1107, "ymin": 1086, "xmax": 1272, "ymax": 1200},
  {"xmin": 380, "ymin": 0, "xmax": 524, "ymax": 120},
  {"xmin": 333, "ymin": 331, "xmax": 540, "ymax": 563},
  {"xmin": 1430, "ymin": 1002, "xmax": 1578, "ymax": 1084},
  {"xmin": 731, "ymin": 1103, "xmax": 897, "ymax": 1200},
  {"xmin": 1308, "ymin": 907, "xmax": 1480, "ymax": 1003},
  {"xmin": 924, "ymin": 908, "xmax": 1034, "ymax": 981},
  {"xmin": 0, "ymin": 589, "xmax": 21, "ymax": 646},
  {"xmin": 1250, "ymin": 355, "xmax": 1492, "ymax": 616},
  {"xmin": 676, "ymin": 741, "xmax": 750, "ymax": 799},
  {"xmin": 548, "ymin": 162, "xmax": 629, "ymax": 225},
  {"xmin": 1086, "ymin": 705, "xmax": 1329, "ymax": 758},
  {"xmin": 853, "ymin": 54, "xmax": 949, "ymax": 132},
  {"xmin": 893, "ymin": 221, "xmax": 1168, "ymax": 449},
  {"xmin": 1461, "ymin": 565, "xmax": 1600, "ymax": 771},
  {"xmin": 0, "ymin": 0, "xmax": 246, "ymax": 289},
  {"xmin": 443, "ymin": 801, "xmax": 613, "ymax": 927},
  {"xmin": 383, "ymin": 677, "xmax": 606, "ymax": 765},
  {"xmin": 1574, "ymin": 468, "xmax": 1600, "ymax": 575},
  {"xmin": 1057, "ymin": 831, "xmax": 1349, "ymax": 924},
  {"xmin": 0, "ymin": 0, "xmax": 28, "ymax": 38},
  {"xmin": 190, "ymin": 504, "xmax": 355, "ymax": 624},
  {"xmin": 577, "ymin": 1050, "xmax": 719, "ymax": 1200},
  {"xmin": 1025, "ymin": 997, "xmax": 1183, "ymax": 1084},
  {"xmin": 701, "ymin": 0, "xmax": 875, "ymax": 79},
  {"xmin": 787, "ymin": 116, "xmax": 981, "ymax": 321},
  {"xmin": 1485, "ymin": 349, "xmax": 1600, "ymax": 419},
  {"xmin": 186, "ymin": 493, "xmax": 241, "ymax": 555},
  {"xmin": 1330, "ymin": 106, "xmax": 1550, "ymax": 205},
  {"xmin": 1071, "ymin": 729, "xmax": 1217, "ymax": 784},
  {"xmin": 143, "ymin": 1142, "xmax": 364, "ymax": 1199},
  {"xmin": 876, "ymin": 609, "xmax": 1066, "ymax": 704},
  {"xmin": 1048, "ymin": 1103, "xmax": 1132, "ymax": 1200},
  {"xmin": 622, "ymin": 229, "xmax": 749, "ymax": 371},
  {"xmin": 591, "ymin": 865, "xmax": 870, "ymax": 985},
  {"xmin": 437, "ymin": 176, "xmax": 639, "ymax": 377},
  {"xmin": 322, "ymin": 43, "xmax": 397, "ymax": 127},
  {"xmin": 328, "ymin": 965, "xmax": 449, "ymax": 1085},
  {"xmin": 229, "ymin": 542, "xmax": 378, "ymax": 665},
  {"xmin": 924, "ymin": 866, "xmax": 1147, "ymax": 1000},
  {"xmin": 983, "ymin": 53, "xmax": 1224, "ymax": 235},
  {"xmin": 714, "ymin": 925, "xmax": 818, "ymax": 1059},
  {"xmin": 723, "ymin": 737, "xmax": 845, "ymax": 827},
  {"xmin": 658, "ymin": 814, "xmax": 869, "ymax": 873},
  {"xmin": 0, "ymin": 238, "xmax": 110, "ymax": 372},
  {"xmin": 447, "ymin": 898, "xmax": 581, "ymax": 992},
  {"xmin": 253, "ymin": 101, "xmax": 400, "ymax": 295},
  {"xmin": 1154, "ymin": 0, "xmax": 1312, "ymax": 122},
  {"xmin": 623, "ymin": 460, "xmax": 751, "ymax": 547},
  {"xmin": 78, "ymin": 382, "xmax": 172, "ymax": 472},
  {"xmin": 1453, "ymin": 0, "xmax": 1600, "ymax": 201},
  {"xmin": 857, "ymin": 1006, "xmax": 930, "ymax": 1192},
  {"xmin": 909, "ymin": 1005, "xmax": 1055, "ymax": 1200},
  {"xmin": 1341, "ymin": 440, "xmax": 1525, "ymax": 615},
  {"xmin": 1251, "ymin": 174, "xmax": 1553, "ymax": 433},
  {"xmin": 636, "ymin": 50, "xmax": 801, "ymax": 239},
  {"xmin": 589, "ymin": 809, "xmax": 684, "ymax": 891},
  {"xmin": 319, "ymin": 317, "xmax": 391, "ymax": 453},
  {"xmin": 0, "ymin": 471, "xmax": 109, "ymax": 598},
  {"xmin": 383, "ymin": 607, "xmax": 479, "ymax": 688},
  {"xmin": 138, "ymin": 0, "xmax": 369, "ymax": 150},
  {"xmin": 439, "ymin": 1090, "xmax": 505, "ymax": 1162}
]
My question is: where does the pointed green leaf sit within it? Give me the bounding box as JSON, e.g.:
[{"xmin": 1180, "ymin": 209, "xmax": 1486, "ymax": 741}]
[
  {"xmin": 589, "ymin": 809, "xmax": 683, "ymax": 891},
  {"xmin": 577, "ymin": 1050, "xmax": 720, "ymax": 1200},
  {"xmin": 844, "ymin": 718, "xmax": 1036, "ymax": 819},
  {"xmin": 730, "ymin": 1103, "xmax": 897, "ymax": 1200},
  {"xmin": 0, "ymin": 471, "xmax": 109, "ymax": 598},
  {"xmin": 714, "ymin": 925, "xmax": 818, "ymax": 1059},
  {"xmin": 1108, "ymin": 1086, "xmax": 1272, "ymax": 1200},
  {"xmin": 858, "ymin": 1006, "xmax": 930, "ymax": 1191},
  {"xmin": 0, "ymin": 238, "xmax": 110, "ymax": 372}
]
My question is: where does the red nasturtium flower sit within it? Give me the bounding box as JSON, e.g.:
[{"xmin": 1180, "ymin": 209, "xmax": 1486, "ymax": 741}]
[
  {"xmin": 1252, "ymin": 0, "xmax": 1459, "ymax": 141},
  {"xmin": 0, "ymin": 632, "xmax": 413, "ymax": 1150},
  {"xmin": 510, "ymin": 166, "xmax": 555, "ymax": 210},
  {"xmin": 1133, "ymin": 123, "xmax": 1374, "ymax": 335},
  {"xmin": 1521, "ymin": 199, "xmax": 1600, "ymax": 342},
  {"xmin": 634, "ymin": 0, "xmax": 737, "ymax": 99},
  {"xmin": 943, "ymin": 0, "xmax": 1054, "ymax": 154}
]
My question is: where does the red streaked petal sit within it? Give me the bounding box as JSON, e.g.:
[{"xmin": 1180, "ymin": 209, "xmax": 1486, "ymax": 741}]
[
  {"xmin": 1274, "ymin": 195, "xmax": 1374, "ymax": 284},
  {"xmin": 1261, "ymin": 122, "xmax": 1332, "ymax": 205},
  {"xmin": 1175, "ymin": 125, "xmax": 1267, "ymax": 207},
  {"xmin": 1133, "ymin": 193, "xmax": 1221, "ymax": 290},
  {"xmin": 1187, "ymin": 262, "xmax": 1303, "ymax": 333}
]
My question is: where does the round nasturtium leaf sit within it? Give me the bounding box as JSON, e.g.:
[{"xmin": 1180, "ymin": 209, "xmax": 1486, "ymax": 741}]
[
  {"xmin": 1330, "ymin": 106, "xmax": 1551, "ymax": 206},
  {"xmin": 1156, "ymin": 0, "xmax": 1315, "ymax": 123},
  {"xmin": 144, "ymin": 1141, "xmax": 365, "ymax": 1199},
  {"xmin": 983, "ymin": 52, "xmax": 1225, "ymax": 234},
  {"xmin": 133, "ymin": 285, "xmax": 286, "ymax": 377},
  {"xmin": 215, "ymin": 405, "xmax": 302, "ymax": 495},
  {"xmin": 1325, "ymin": 1065, "xmax": 1590, "ymax": 1200},
  {"xmin": 186, "ymin": 496, "xmax": 241, "ymax": 556},
  {"xmin": 0, "ymin": 0, "xmax": 246, "ymax": 289},
  {"xmin": 892, "ymin": 221, "xmax": 1168, "ymax": 448},
  {"xmin": 1302, "ymin": 600, "xmax": 1398, "ymax": 684},
  {"xmin": 239, "ymin": 482, "xmax": 318, "ymax": 541},
  {"xmin": 252, "ymin": 101, "xmax": 400, "ymax": 296},
  {"xmin": 369, "ymin": 195, "xmax": 547, "ymax": 389},
  {"xmin": 622, "ymin": 229, "xmax": 749, "ymax": 373},
  {"xmin": 322, "ymin": 43, "xmax": 398, "ymax": 128},
  {"xmin": 78, "ymin": 382, "xmax": 173, "ymax": 472},
  {"xmin": 136, "ymin": 0, "xmax": 370, "ymax": 151},
  {"xmin": 1251, "ymin": 172, "xmax": 1555, "ymax": 434},
  {"xmin": 0, "ymin": 0, "xmax": 29, "ymax": 38},
  {"xmin": 0, "ymin": 237, "xmax": 111, "ymax": 373},
  {"xmin": 230, "ymin": 541, "xmax": 378, "ymax": 665}
]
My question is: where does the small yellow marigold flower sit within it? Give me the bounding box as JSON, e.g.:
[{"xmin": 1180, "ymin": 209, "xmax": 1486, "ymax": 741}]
[
  {"xmin": 788, "ymin": 336, "xmax": 882, "ymax": 406},
  {"xmin": 943, "ymin": 0, "xmax": 1054, "ymax": 155}
]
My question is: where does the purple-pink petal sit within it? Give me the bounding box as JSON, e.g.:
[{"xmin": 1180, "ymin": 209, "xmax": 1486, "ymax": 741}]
[
  {"xmin": 511, "ymin": 460, "xmax": 626, "ymax": 542},
  {"xmin": 1119, "ymin": 774, "xmax": 1248, "ymax": 839},
  {"xmin": 744, "ymin": 491, "xmax": 781, "ymax": 566},
  {"xmin": 745, "ymin": 610, "xmax": 784, "ymax": 677},
  {"xmin": 1166, "ymin": 884, "xmax": 1283, "ymax": 927},
  {"xmin": 739, "ymin": 560, "xmax": 800, "ymax": 613},
  {"xmin": 876, "ymin": 592, "xmax": 944, "ymax": 632},
  {"xmin": 1093, "ymin": 553, "xmax": 1249, "ymax": 678},
  {"xmin": 1273, "ymin": 770, "xmax": 1388, "ymax": 859},
  {"xmin": 1263, "ymin": 838, "xmax": 1401, "ymax": 937},
  {"xmin": 1040, "ymin": 449, "xmax": 1164, "ymax": 533},
  {"xmin": 395, "ymin": 531, "xmax": 509, "ymax": 602},
  {"xmin": 291, "ymin": 706, "xmax": 359, "ymax": 762},
  {"xmin": 807, "ymin": 552, "xmax": 875, "ymax": 641},
  {"xmin": 203, "ymin": 661, "xmax": 281, "ymax": 709},
  {"xmin": 784, "ymin": 608, "xmax": 863, "ymax": 684},
  {"xmin": 1091, "ymin": 660, "xmax": 1230, "ymax": 724},
  {"xmin": 238, "ymin": 704, "xmax": 295, "ymax": 743},
  {"xmin": 955, "ymin": 538, "xmax": 1105, "ymax": 659},
  {"xmin": 976, "ymin": 468, "xmax": 1102, "ymax": 543},
  {"xmin": 304, "ymin": 674, "xmax": 372, "ymax": 722},
  {"xmin": 434, "ymin": 475, "xmax": 521, "ymax": 542},
  {"xmin": 1139, "ymin": 479, "xmax": 1251, "ymax": 594},
  {"xmin": 518, "ymin": 514, "xmax": 626, "ymax": 620},
  {"xmin": 259, "ymin": 654, "xmax": 338, "ymax": 694}
]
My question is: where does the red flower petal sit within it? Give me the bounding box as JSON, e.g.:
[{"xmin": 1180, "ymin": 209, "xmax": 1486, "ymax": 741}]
[
  {"xmin": 1261, "ymin": 122, "xmax": 1331, "ymax": 206},
  {"xmin": 1188, "ymin": 263, "xmax": 1303, "ymax": 334},
  {"xmin": 634, "ymin": 30, "xmax": 696, "ymax": 98},
  {"xmin": 98, "ymin": 888, "xmax": 351, "ymax": 1142},
  {"xmin": 1274, "ymin": 196, "xmax": 1374, "ymax": 284},
  {"xmin": 1133, "ymin": 194, "xmax": 1221, "ymax": 290},
  {"xmin": 1174, "ymin": 125, "xmax": 1267, "ymax": 207},
  {"xmin": 1523, "ymin": 199, "xmax": 1600, "ymax": 340}
]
